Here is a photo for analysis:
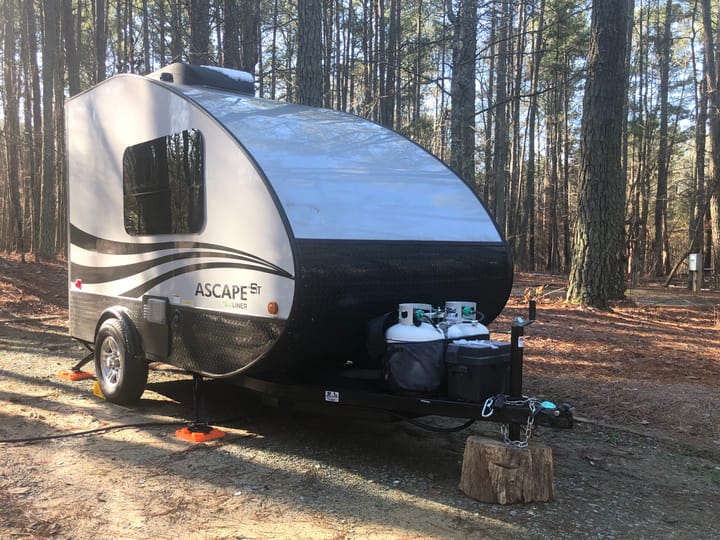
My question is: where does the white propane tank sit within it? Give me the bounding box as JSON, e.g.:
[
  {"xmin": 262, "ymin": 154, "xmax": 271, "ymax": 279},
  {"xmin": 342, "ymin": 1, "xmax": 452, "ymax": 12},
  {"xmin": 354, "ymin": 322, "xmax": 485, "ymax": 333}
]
[
  {"xmin": 444, "ymin": 301, "xmax": 478, "ymax": 323},
  {"xmin": 385, "ymin": 303, "xmax": 444, "ymax": 343},
  {"xmin": 443, "ymin": 300, "xmax": 489, "ymax": 339},
  {"xmin": 446, "ymin": 320, "xmax": 490, "ymax": 340}
]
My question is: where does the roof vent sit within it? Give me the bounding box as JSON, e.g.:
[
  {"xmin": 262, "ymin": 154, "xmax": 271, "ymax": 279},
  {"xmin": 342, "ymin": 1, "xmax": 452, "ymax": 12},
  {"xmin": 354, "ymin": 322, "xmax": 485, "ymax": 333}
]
[{"xmin": 148, "ymin": 62, "xmax": 254, "ymax": 96}]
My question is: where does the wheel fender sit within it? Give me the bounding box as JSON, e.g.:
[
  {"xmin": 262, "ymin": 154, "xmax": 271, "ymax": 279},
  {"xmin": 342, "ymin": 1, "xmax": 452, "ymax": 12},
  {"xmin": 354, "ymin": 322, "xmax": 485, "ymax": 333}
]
[{"xmin": 95, "ymin": 307, "xmax": 143, "ymax": 358}]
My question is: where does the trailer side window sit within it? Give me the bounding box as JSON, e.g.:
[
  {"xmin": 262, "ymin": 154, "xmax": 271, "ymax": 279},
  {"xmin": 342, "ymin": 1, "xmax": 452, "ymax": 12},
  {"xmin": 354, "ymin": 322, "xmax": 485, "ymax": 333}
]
[{"xmin": 123, "ymin": 129, "xmax": 205, "ymax": 235}]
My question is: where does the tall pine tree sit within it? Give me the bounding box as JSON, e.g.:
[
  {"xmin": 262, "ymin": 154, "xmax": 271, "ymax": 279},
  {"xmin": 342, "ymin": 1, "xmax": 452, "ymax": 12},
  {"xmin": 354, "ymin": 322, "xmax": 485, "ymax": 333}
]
[{"xmin": 567, "ymin": 0, "xmax": 630, "ymax": 307}]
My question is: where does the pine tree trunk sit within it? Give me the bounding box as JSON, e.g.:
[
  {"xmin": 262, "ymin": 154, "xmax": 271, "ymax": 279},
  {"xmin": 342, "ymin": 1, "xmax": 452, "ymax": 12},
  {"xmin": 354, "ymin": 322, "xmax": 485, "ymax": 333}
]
[
  {"xmin": 142, "ymin": 0, "xmax": 150, "ymax": 72},
  {"xmin": 654, "ymin": 0, "xmax": 673, "ymax": 277},
  {"xmin": 94, "ymin": 0, "xmax": 106, "ymax": 82},
  {"xmin": 54, "ymin": 36, "xmax": 67, "ymax": 254},
  {"xmin": 223, "ymin": 0, "xmax": 241, "ymax": 68},
  {"xmin": 508, "ymin": 1, "xmax": 525, "ymax": 252},
  {"xmin": 170, "ymin": 0, "xmax": 183, "ymax": 62},
  {"xmin": 62, "ymin": 0, "xmax": 81, "ymax": 94},
  {"xmin": 323, "ymin": 0, "xmax": 334, "ymax": 108},
  {"xmin": 342, "ymin": 0, "xmax": 353, "ymax": 111},
  {"xmin": 23, "ymin": 0, "xmax": 42, "ymax": 256},
  {"xmin": 692, "ymin": 64, "xmax": 707, "ymax": 260},
  {"xmin": 482, "ymin": 7, "xmax": 495, "ymax": 203},
  {"xmin": 189, "ymin": 0, "xmax": 210, "ymax": 65},
  {"xmin": 39, "ymin": 1, "xmax": 60, "ymax": 260},
  {"xmin": 412, "ymin": 0, "xmax": 422, "ymax": 123},
  {"xmin": 561, "ymin": 83, "xmax": 572, "ymax": 271},
  {"xmin": 3, "ymin": 0, "xmax": 25, "ymax": 257},
  {"xmin": 567, "ymin": 0, "xmax": 629, "ymax": 307},
  {"xmin": 270, "ymin": 0, "xmax": 279, "ymax": 99},
  {"xmin": 334, "ymin": 0, "xmax": 342, "ymax": 109},
  {"xmin": 379, "ymin": 0, "xmax": 400, "ymax": 128},
  {"xmin": 239, "ymin": 0, "xmax": 259, "ymax": 74},
  {"xmin": 702, "ymin": 0, "xmax": 720, "ymax": 280},
  {"xmin": 297, "ymin": 0, "xmax": 323, "ymax": 106},
  {"xmin": 448, "ymin": 0, "xmax": 477, "ymax": 185},
  {"xmin": 492, "ymin": 0, "xmax": 509, "ymax": 230}
]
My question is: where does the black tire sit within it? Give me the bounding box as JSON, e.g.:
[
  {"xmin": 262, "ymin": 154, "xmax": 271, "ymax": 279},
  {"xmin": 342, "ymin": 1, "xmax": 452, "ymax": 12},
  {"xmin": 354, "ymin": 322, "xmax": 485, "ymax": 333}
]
[{"xmin": 94, "ymin": 318, "xmax": 148, "ymax": 405}]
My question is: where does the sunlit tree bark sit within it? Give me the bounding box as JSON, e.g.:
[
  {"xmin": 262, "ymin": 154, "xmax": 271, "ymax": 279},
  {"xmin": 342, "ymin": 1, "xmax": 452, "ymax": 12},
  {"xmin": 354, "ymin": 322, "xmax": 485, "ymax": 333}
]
[
  {"xmin": 567, "ymin": 0, "xmax": 630, "ymax": 307},
  {"xmin": 447, "ymin": 0, "xmax": 477, "ymax": 185}
]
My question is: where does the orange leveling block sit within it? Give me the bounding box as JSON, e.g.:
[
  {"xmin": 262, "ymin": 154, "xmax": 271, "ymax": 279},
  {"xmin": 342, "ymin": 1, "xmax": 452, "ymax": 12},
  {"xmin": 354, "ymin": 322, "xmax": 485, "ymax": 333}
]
[
  {"xmin": 57, "ymin": 369, "xmax": 94, "ymax": 381},
  {"xmin": 58, "ymin": 349, "xmax": 95, "ymax": 381},
  {"xmin": 175, "ymin": 373, "xmax": 226, "ymax": 443},
  {"xmin": 175, "ymin": 424, "xmax": 226, "ymax": 443}
]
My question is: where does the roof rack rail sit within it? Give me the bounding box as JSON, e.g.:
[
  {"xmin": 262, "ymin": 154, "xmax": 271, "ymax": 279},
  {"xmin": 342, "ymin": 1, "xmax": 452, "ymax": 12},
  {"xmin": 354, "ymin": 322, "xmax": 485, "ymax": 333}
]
[{"xmin": 148, "ymin": 62, "xmax": 254, "ymax": 96}]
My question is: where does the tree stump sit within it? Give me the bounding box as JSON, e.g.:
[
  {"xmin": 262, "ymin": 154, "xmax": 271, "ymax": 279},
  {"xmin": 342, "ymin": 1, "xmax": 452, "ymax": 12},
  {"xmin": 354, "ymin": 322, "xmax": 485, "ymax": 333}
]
[{"xmin": 459, "ymin": 436, "xmax": 554, "ymax": 504}]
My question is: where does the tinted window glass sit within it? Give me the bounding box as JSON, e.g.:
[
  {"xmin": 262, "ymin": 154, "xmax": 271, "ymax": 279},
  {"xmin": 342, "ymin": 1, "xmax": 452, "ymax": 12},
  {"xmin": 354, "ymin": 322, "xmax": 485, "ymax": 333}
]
[{"xmin": 123, "ymin": 129, "xmax": 204, "ymax": 235}]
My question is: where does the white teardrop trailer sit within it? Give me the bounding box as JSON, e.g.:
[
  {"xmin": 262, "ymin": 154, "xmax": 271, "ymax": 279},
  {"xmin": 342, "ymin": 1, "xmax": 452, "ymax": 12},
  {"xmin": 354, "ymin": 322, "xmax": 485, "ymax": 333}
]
[{"xmin": 65, "ymin": 63, "xmax": 571, "ymax": 437}]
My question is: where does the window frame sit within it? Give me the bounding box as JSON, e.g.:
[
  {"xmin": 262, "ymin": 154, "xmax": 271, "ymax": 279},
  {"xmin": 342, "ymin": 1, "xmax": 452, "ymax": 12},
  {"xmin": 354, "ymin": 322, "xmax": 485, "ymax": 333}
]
[{"xmin": 122, "ymin": 129, "xmax": 206, "ymax": 236}]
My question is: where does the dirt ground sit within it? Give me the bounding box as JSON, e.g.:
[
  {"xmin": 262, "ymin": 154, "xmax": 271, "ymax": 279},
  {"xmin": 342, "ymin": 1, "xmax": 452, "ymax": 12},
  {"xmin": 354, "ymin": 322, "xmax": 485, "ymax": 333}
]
[{"xmin": 0, "ymin": 254, "xmax": 719, "ymax": 539}]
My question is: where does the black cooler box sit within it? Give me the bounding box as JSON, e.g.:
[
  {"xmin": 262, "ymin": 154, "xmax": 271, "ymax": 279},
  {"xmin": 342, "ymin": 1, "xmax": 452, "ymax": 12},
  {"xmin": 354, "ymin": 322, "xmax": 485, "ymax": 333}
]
[{"xmin": 445, "ymin": 340, "xmax": 511, "ymax": 402}]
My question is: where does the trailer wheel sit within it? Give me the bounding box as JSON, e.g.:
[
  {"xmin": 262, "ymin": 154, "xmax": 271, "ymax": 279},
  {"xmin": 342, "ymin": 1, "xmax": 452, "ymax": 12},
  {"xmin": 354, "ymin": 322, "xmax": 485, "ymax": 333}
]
[{"xmin": 94, "ymin": 318, "xmax": 148, "ymax": 405}]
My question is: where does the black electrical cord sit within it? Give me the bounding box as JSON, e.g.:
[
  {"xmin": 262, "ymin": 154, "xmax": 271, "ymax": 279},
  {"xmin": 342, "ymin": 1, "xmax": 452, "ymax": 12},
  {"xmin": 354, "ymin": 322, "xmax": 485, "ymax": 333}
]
[
  {"xmin": 0, "ymin": 421, "xmax": 184, "ymax": 444},
  {"xmin": 0, "ymin": 416, "xmax": 249, "ymax": 445},
  {"xmin": 395, "ymin": 414, "xmax": 476, "ymax": 433},
  {"xmin": 1, "ymin": 409, "xmax": 476, "ymax": 443}
]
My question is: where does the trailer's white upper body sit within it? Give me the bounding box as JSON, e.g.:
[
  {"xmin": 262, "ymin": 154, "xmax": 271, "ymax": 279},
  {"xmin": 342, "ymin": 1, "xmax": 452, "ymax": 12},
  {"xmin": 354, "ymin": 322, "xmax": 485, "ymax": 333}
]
[
  {"xmin": 186, "ymin": 87, "xmax": 501, "ymax": 243},
  {"xmin": 66, "ymin": 74, "xmax": 501, "ymax": 322}
]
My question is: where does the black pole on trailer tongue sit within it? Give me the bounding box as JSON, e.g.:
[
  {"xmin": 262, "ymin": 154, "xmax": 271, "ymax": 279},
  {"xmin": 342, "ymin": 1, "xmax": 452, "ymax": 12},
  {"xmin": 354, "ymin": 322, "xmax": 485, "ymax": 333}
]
[{"xmin": 509, "ymin": 314, "xmax": 533, "ymax": 440}]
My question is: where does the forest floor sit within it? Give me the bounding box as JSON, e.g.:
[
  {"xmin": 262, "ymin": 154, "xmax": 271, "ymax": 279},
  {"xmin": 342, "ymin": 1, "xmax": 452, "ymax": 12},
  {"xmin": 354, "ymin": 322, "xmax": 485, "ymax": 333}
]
[{"xmin": 0, "ymin": 253, "xmax": 719, "ymax": 539}]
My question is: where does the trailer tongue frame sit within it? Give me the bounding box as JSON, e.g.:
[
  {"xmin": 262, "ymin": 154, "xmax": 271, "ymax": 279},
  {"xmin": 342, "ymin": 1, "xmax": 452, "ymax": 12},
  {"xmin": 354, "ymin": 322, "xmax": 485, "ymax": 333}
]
[
  {"xmin": 193, "ymin": 300, "xmax": 573, "ymax": 443},
  {"xmin": 231, "ymin": 374, "xmax": 574, "ymax": 432}
]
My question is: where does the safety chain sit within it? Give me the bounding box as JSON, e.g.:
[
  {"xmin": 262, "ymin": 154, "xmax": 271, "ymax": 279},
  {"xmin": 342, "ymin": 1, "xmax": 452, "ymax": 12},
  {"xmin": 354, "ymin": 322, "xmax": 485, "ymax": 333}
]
[{"xmin": 482, "ymin": 395, "xmax": 542, "ymax": 448}]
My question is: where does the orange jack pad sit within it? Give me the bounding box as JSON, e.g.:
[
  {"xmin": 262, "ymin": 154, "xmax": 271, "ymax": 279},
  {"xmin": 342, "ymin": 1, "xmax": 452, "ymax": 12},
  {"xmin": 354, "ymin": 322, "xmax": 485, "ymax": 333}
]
[
  {"xmin": 57, "ymin": 370, "xmax": 95, "ymax": 381},
  {"xmin": 175, "ymin": 426, "xmax": 226, "ymax": 443}
]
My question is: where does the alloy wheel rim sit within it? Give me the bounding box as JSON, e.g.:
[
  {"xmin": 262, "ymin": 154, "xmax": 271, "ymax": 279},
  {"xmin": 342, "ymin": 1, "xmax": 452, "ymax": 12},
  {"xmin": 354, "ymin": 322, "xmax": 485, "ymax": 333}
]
[{"xmin": 100, "ymin": 336, "xmax": 121, "ymax": 389}]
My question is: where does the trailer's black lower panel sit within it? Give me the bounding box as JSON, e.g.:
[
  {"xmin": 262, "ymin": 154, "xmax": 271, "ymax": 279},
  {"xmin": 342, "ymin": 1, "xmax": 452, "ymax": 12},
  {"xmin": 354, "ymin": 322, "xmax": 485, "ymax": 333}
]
[
  {"xmin": 69, "ymin": 291, "xmax": 286, "ymax": 377},
  {"xmin": 253, "ymin": 239, "xmax": 513, "ymax": 376},
  {"xmin": 166, "ymin": 308, "xmax": 286, "ymax": 376}
]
